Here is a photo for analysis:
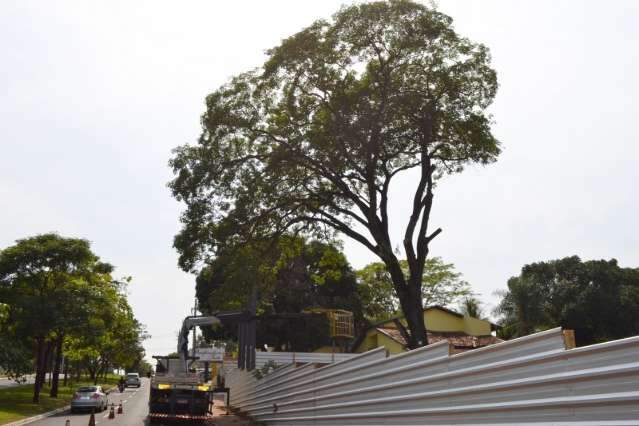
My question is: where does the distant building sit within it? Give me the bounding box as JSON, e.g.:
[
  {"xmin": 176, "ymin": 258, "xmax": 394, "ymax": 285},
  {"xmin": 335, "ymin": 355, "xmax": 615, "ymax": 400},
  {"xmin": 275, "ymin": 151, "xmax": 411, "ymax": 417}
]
[{"xmin": 352, "ymin": 306, "xmax": 502, "ymax": 354}]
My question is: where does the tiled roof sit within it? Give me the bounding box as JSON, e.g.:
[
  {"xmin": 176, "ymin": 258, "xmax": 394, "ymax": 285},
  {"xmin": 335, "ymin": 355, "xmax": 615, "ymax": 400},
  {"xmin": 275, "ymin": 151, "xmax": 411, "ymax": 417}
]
[{"xmin": 376, "ymin": 327, "xmax": 503, "ymax": 354}]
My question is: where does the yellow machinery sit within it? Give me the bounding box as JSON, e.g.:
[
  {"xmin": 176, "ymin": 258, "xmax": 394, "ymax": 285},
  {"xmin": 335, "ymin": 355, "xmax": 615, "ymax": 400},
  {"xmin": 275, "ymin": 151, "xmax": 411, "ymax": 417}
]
[
  {"xmin": 326, "ymin": 309, "xmax": 354, "ymax": 339},
  {"xmin": 303, "ymin": 308, "xmax": 354, "ymax": 352}
]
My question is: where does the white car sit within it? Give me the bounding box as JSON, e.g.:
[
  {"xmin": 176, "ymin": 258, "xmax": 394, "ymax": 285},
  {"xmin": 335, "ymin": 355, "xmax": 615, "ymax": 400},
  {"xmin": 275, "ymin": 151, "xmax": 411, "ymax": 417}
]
[
  {"xmin": 125, "ymin": 373, "xmax": 141, "ymax": 387},
  {"xmin": 71, "ymin": 386, "xmax": 109, "ymax": 413}
]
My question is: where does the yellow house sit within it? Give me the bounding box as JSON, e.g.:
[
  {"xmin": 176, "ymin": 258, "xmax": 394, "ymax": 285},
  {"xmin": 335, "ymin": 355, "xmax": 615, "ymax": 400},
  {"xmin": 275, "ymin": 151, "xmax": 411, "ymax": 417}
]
[{"xmin": 353, "ymin": 306, "xmax": 502, "ymax": 354}]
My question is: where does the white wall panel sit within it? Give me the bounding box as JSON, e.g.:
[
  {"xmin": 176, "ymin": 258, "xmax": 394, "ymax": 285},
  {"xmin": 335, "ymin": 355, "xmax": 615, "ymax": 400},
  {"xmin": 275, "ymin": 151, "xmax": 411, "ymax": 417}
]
[{"xmin": 226, "ymin": 330, "xmax": 639, "ymax": 425}]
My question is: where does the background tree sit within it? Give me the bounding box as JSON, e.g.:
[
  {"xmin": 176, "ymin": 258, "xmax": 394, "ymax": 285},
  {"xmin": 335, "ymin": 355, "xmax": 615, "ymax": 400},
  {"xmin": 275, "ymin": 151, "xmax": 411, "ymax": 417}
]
[
  {"xmin": 459, "ymin": 296, "xmax": 483, "ymax": 319},
  {"xmin": 0, "ymin": 234, "xmax": 101, "ymax": 402},
  {"xmin": 170, "ymin": 0, "xmax": 499, "ymax": 348},
  {"xmin": 0, "ymin": 234, "xmax": 148, "ymax": 401},
  {"xmin": 0, "ymin": 301, "xmax": 30, "ymax": 381},
  {"xmin": 357, "ymin": 257, "xmax": 472, "ymax": 323},
  {"xmin": 64, "ymin": 280, "xmax": 148, "ymax": 384},
  {"xmin": 196, "ymin": 237, "xmax": 364, "ymax": 351},
  {"xmin": 494, "ymin": 256, "xmax": 639, "ymax": 345},
  {"xmin": 356, "ymin": 262, "xmax": 398, "ymax": 323}
]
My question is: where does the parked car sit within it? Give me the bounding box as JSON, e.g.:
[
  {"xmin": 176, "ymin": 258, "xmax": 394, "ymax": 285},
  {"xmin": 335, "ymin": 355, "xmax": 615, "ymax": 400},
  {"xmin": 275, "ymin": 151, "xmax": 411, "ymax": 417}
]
[
  {"xmin": 125, "ymin": 372, "xmax": 141, "ymax": 387},
  {"xmin": 71, "ymin": 386, "xmax": 108, "ymax": 413}
]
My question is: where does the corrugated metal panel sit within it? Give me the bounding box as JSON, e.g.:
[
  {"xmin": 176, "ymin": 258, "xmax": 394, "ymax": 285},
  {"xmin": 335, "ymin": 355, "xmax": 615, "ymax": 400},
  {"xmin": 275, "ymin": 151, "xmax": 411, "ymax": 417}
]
[
  {"xmin": 227, "ymin": 330, "xmax": 639, "ymax": 425},
  {"xmin": 255, "ymin": 351, "xmax": 357, "ymax": 368}
]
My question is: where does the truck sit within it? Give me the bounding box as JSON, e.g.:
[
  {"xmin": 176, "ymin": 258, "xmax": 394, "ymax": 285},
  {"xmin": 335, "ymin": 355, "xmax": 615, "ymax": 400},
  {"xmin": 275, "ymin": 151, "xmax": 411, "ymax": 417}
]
[{"xmin": 148, "ymin": 312, "xmax": 253, "ymax": 423}]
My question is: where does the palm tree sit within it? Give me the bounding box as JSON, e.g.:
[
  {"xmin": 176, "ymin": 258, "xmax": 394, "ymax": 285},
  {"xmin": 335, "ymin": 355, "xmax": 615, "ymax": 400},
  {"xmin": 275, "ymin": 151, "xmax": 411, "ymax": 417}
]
[{"xmin": 460, "ymin": 297, "xmax": 483, "ymax": 319}]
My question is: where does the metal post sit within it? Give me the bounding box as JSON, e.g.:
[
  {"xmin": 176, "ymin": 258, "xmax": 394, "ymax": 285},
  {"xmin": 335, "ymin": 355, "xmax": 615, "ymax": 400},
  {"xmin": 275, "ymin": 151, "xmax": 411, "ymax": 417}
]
[{"xmin": 191, "ymin": 299, "xmax": 198, "ymax": 357}]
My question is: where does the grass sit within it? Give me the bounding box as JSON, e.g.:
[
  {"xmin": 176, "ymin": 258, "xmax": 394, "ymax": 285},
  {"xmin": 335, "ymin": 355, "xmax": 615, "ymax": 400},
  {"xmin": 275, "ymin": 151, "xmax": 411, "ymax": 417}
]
[{"xmin": 0, "ymin": 375, "xmax": 118, "ymax": 425}]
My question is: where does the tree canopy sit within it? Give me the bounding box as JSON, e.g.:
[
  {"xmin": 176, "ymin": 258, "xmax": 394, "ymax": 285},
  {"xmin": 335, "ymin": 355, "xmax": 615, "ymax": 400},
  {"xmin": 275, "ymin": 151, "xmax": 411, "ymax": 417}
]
[
  {"xmin": 195, "ymin": 237, "xmax": 363, "ymax": 351},
  {"xmin": 170, "ymin": 0, "xmax": 499, "ymax": 348},
  {"xmin": 356, "ymin": 257, "xmax": 472, "ymax": 323},
  {"xmin": 0, "ymin": 234, "xmax": 147, "ymax": 402},
  {"xmin": 494, "ymin": 256, "xmax": 639, "ymax": 346}
]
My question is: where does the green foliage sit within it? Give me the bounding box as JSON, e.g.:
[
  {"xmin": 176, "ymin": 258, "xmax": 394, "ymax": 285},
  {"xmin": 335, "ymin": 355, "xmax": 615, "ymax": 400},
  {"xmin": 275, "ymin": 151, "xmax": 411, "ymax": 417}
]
[
  {"xmin": 459, "ymin": 296, "xmax": 483, "ymax": 319},
  {"xmin": 356, "ymin": 262, "xmax": 400, "ymax": 322},
  {"xmin": 196, "ymin": 236, "xmax": 363, "ymax": 351},
  {"xmin": 495, "ymin": 256, "xmax": 639, "ymax": 345},
  {"xmin": 357, "ymin": 257, "xmax": 472, "ymax": 322},
  {"xmin": 0, "ymin": 334, "xmax": 31, "ymax": 383},
  {"xmin": 197, "ymin": 237, "xmax": 362, "ymax": 316},
  {"xmin": 170, "ymin": 0, "xmax": 499, "ymax": 347},
  {"xmin": 0, "ymin": 376, "xmax": 117, "ymax": 424},
  {"xmin": 133, "ymin": 359, "xmax": 154, "ymax": 376},
  {"xmin": 419, "ymin": 258, "xmax": 473, "ymax": 307},
  {"xmin": 252, "ymin": 360, "xmax": 278, "ymax": 380},
  {"xmin": 0, "ymin": 234, "xmax": 147, "ymax": 400}
]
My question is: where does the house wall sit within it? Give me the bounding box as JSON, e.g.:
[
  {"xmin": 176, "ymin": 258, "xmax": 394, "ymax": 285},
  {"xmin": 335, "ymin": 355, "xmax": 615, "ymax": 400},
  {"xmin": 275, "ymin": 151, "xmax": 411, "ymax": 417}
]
[
  {"xmin": 423, "ymin": 309, "xmax": 465, "ymax": 332},
  {"xmin": 354, "ymin": 308, "xmax": 493, "ymax": 353},
  {"xmin": 461, "ymin": 315, "xmax": 492, "ymax": 335},
  {"xmin": 377, "ymin": 333, "xmax": 404, "ymax": 354},
  {"xmin": 356, "ymin": 333, "xmax": 380, "ymax": 353}
]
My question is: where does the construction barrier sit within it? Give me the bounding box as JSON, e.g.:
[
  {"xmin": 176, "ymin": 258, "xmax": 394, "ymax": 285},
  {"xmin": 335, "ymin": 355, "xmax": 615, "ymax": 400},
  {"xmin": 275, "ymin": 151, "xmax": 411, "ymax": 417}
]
[{"xmin": 225, "ymin": 328, "xmax": 639, "ymax": 425}]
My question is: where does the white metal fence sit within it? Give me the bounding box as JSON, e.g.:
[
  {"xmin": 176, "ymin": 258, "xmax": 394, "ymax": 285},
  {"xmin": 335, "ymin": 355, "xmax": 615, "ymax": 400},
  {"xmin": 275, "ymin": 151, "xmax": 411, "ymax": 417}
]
[
  {"xmin": 224, "ymin": 327, "xmax": 639, "ymax": 425},
  {"xmin": 254, "ymin": 351, "xmax": 357, "ymax": 369}
]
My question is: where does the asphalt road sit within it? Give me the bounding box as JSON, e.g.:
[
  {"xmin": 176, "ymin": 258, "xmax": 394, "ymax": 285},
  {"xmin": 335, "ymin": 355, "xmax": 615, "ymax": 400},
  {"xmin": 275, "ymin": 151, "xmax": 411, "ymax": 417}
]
[
  {"xmin": 23, "ymin": 378, "xmax": 244, "ymax": 426},
  {"xmin": 30, "ymin": 379, "xmax": 150, "ymax": 426}
]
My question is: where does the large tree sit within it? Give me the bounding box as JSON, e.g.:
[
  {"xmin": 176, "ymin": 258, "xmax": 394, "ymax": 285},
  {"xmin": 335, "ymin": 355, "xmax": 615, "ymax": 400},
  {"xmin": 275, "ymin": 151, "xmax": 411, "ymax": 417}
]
[
  {"xmin": 170, "ymin": 0, "xmax": 499, "ymax": 348},
  {"xmin": 495, "ymin": 256, "xmax": 639, "ymax": 345}
]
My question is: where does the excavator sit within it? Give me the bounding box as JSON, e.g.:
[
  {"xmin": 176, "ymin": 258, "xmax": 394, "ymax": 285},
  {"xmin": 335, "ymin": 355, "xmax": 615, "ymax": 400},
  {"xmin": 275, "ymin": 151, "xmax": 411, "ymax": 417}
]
[{"xmin": 148, "ymin": 311, "xmax": 254, "ymax": 423}]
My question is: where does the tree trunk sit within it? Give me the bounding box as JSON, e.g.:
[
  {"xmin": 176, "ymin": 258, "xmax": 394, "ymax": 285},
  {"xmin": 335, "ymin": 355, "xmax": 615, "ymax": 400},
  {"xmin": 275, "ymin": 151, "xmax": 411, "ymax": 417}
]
[
  {"xmin": 50, "ymin": 336, "xmax": 63, "ymax": 397},
  {"xmin": 382, "ymin": 251, "xmax": 429, "ymax": 349},
  {"xmin": 95, "ymin": 360, "xmax": 106, "ymax": 385},
  {"xmin": 398, "ymin": 281, "xmax": 429, "ymax": 348},
  {"xmin": 63, "ymin": 356, "xmax": 69, "ymax": 387},
  {"xmin": 46, "ymin": 342, "xmax": 53, "ymax": 384},
  {"xmin": 42, "ymin": 341, "xmax": 52, "ymax": 389},
  {"xmin": 48, "ymin": 346, "xmax": 53, "ymax": 387},
  {"xmin": 32, "ymin": 338, "xmax": 45, "ymax": 403}
]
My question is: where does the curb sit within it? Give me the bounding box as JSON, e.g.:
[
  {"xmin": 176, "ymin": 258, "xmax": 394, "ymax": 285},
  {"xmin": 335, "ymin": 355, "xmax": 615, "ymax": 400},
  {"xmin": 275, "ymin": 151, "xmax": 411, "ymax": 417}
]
[
  {"xmin": 2, "ymin": 387, "xmax": 117, "ymax": 426},
  {"xmin": 3, "ymin": 406, "xmax": 70, "ymax": 426}
]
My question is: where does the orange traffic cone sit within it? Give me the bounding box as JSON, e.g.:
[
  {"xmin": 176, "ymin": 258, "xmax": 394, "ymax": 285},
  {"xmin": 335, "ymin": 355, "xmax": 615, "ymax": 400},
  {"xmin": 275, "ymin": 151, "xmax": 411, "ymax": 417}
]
[
  {"xmin": 108, "ymin": 404, "xmax": 115, "ymax": 419},
  {"xmin": 88, "ymin": 408, "xmax": 96, "ymax": 426},
  {"xmin": 117, "ymin": 402, "xmax": 123, "ymax": 414}
]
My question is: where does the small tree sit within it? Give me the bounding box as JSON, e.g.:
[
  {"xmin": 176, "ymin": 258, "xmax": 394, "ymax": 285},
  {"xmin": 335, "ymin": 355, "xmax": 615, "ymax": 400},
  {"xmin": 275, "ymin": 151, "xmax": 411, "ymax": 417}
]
[
  {"xmin": 357, "ymin": 257, "xmax": 472, "ymax": 323},
  {"xmin": 459, "ymin": 296, "xmax": 483, "ymax": 319},
  {"xmin": 170, "ymin": 0, "xmax": 499, "ymax": 348}
]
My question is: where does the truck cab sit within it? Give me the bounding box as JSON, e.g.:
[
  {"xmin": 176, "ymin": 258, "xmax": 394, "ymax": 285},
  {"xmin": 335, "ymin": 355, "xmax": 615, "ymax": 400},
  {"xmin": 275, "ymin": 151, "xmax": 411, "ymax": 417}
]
[{"xmin": 149, "ymin": 356, "xmax": 212, "ymax": 422}]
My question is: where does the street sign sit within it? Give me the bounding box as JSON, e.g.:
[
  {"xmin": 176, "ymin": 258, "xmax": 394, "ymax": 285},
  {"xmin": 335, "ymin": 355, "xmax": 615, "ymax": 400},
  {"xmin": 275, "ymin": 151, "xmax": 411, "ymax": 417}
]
[{"xmin": 194, "ymin": 347, "xmax": 224, "ymax": 362}]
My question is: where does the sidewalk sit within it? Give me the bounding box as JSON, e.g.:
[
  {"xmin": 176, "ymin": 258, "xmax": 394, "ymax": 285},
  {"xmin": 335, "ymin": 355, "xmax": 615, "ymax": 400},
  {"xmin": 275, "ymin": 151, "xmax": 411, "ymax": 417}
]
[{"xmin": 206, "ymin": 401, "xmax": 254, "ymax": 426}]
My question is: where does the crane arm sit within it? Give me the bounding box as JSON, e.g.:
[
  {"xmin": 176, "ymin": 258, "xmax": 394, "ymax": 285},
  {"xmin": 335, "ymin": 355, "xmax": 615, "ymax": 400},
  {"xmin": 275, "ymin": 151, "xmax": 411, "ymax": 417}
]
[{"xmin": 178, "ymin": 316, "xmax": 222, "ymax": 373}]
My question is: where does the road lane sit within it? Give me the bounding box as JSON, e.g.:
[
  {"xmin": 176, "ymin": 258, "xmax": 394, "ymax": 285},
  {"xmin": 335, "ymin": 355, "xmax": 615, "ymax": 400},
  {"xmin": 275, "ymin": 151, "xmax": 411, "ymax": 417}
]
[
  {"xmin": 29, "ymin": 379, "xmax": 150, "ymax": 426},
  {"xmin": 24, "ymin": 378, "xmax": 250, "ymax": 426}
]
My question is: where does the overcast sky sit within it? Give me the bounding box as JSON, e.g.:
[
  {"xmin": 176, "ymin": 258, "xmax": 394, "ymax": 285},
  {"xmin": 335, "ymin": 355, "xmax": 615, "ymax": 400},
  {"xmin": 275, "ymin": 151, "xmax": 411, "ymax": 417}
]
[{"xmin": 2, "ymin": 1, "xmax": 638, "ymax": 358}]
